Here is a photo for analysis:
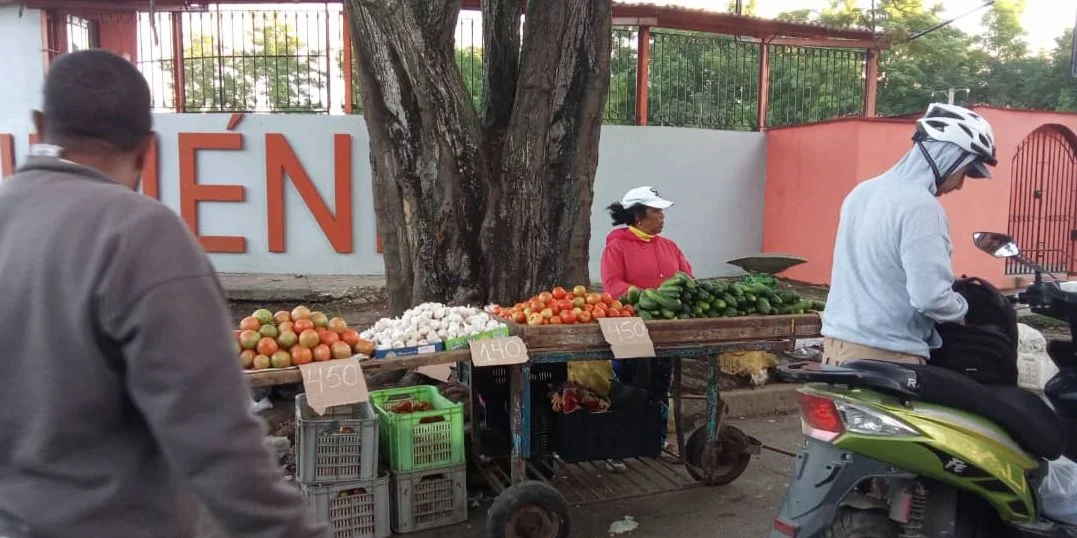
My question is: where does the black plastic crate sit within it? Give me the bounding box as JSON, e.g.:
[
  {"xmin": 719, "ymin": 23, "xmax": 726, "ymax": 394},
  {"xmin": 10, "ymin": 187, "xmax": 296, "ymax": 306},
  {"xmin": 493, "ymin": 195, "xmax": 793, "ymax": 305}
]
[
  {"xmin": 471, "ymin": 363, "xmax": 565, "ymax": 465},
  {"xmin": 555, "ymin": 400, "xmax": 663, "ymax": 463}
]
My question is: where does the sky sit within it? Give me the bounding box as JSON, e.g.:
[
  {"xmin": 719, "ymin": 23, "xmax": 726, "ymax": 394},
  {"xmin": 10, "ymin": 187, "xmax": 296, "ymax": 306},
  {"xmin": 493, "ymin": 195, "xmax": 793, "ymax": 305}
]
[{"xmin": 632, "ymin": 0, "xmax": 1076, "ymax": 53}]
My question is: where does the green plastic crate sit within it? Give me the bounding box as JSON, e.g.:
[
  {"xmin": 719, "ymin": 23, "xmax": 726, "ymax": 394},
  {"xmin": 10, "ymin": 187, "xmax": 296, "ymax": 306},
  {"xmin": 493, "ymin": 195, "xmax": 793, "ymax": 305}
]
[{"xmin": 369, "ymin": 385, "xmax": 465, "ymax": 472}]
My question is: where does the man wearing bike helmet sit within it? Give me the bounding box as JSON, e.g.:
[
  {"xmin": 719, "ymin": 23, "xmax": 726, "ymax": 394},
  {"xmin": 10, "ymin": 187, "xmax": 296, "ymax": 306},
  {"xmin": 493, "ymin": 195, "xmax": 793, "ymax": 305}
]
[{"xmin": 821, "ymin": 103, "xmax": 998, "ymax": 365}]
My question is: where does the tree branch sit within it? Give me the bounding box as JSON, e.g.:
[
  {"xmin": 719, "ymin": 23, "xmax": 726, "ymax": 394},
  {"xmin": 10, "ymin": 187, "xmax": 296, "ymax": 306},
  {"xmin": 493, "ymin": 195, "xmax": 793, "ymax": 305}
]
[
  {"xmin": 482, "ymin": 0, "xmax": 613, "ymax": 299},
  {"xmin": 346, "ymin": 0, "xmax": 489, "ymax": 311},
  {"xmin": 481, "ymin": 0, "xmax": 521, "ymax": 131}
]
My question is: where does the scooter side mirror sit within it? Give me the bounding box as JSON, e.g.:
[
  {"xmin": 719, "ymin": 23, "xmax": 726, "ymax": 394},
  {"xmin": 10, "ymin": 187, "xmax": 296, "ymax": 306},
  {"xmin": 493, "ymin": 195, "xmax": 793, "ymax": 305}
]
[{"xmin": 973, "ymin": 232, "xmax": 1020, "ymax": 259}]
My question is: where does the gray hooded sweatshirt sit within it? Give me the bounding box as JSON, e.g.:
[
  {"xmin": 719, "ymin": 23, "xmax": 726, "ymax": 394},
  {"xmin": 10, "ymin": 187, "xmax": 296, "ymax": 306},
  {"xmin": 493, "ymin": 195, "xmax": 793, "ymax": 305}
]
[
  {"xmin": 0, "ymin": 155, "xmax": 326, "ymax": 538},
  {"xmin": 821, "ymin": 140, "xmax": 973, "ymax": 358}
]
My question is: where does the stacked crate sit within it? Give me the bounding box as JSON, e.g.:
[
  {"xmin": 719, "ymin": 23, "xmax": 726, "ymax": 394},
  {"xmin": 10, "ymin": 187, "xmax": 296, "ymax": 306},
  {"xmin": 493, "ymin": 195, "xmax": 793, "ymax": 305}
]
[
  {"xmin": 369, "ymin": 385, "xmax": 469, "ymax": 534},
  {"xmin": 295, "ymin": 394, "xmax": 390, "ymax": 538}
]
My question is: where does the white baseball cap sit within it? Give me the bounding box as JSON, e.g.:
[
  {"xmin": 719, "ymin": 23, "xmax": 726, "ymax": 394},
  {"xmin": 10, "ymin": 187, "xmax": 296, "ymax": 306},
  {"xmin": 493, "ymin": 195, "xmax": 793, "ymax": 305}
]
[{"xmin": 621, "ymin": 186, "xmax": 674, "ymax": 209}]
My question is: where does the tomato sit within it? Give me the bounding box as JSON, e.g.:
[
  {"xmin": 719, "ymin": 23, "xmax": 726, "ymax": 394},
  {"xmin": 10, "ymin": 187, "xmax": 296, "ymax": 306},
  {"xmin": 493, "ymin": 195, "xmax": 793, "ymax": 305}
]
[
  {"xmin": 560, "ymin": 309, "xmax": 577, "ymax": 324},
  {"xmin": 577, "ymin": 310, "xmax": 593, "ymax": 323},
  {"xmin": 551, "ymin": 287, "xmax": 568, "ymax": 300},
  {"xmin": 547, "ymin": 316, "xmax": 563, "ymax": 325},
  {"xmin": 583, "ymin": 304, "xmax": 594, "ymax": 312},
  {"xmin": 291, "ymin": 305, "xmax": 312, "ymax": 321},
  {"xmin": 340, "ymin": 329, "xmax": 361, "ymax": 346},
  {"xmin": 600, "ymin": 293, "xmax": 615, "ymax": 305},
  {"xmin": 623, "ymin": 304, "xmax": 636, "ymax": 315},
  {"xmin": 277, "ymin": 330, "xmax": 298, "ymax": 349},
  {"xmin": 270, "ymin": 351, "xmax": 292, "ymax": 369},
  {"xmin": 320, "ymin": 330, "xmax": 341, "ymax": 346},
  {"xmin": 239, "ymin": 349, "xmax": 256, "ymax": 369},
  {"xmin": 512, "ymin": 311, "xmax": 527, "ymax": 323},
  {"xmin": 529, "ymin": 299, "xmax": 545, "ymax": 311},
  {"xmin": 256, "ymin": 337, "xmax": 279, "ymax": 356},
  {"xmin": 273, "ymin": 310, "xmax": 292, "ymax": 324},
  {"xmin": 490, "ymin": 305, "xmax": 503, "ymax": 315},
  {"xmin": 293, "ymin": 319, "xmax": 315, "ymax": 334},
  {"xmin": 573, "ymin": 285, "xmax": 587, "ymax": 298},
  {"xmin": 538, "ymin": 291, "xmax": 554, "ymax": 304},
  {"xmin": 608, "ymin": 308, "xmax": 622, "ymax": 318},
  {"xmin": 592, "ymin": 308, "xmax": 607, "ymax": 319},
  {"xmin": 353, "ymin": 339, "xmax": 375, "ymax": 356},
  {"xmin": 278, "ymin": 321, "xmax": 295, "ymax": 335},
  {"xmin": 290, "ymin": 346, "xmax": 313, "ymax": 365},
  {"xmin": 540, "ymin": 308, "xmax": 554, "ymax": 320},
  {"xmin": 331, "ymin": 341, "xmax": 354, "ymax": 359},
  {"xmin": 549, "ymin": 303, "xmax": 561, "ymax": 315},
  {"xmin": 298, "ymin": 329, "xmax": 321, "ymax": 348},
  {"xmin": 572, "ymin": 297, "xmax": 586, "ymax": 309},
  {"xmin": 557, "ymin": 299, "xmax": 574, "ymax": 311},
  {"xmin": 240, "ymin": 330, "xmax": 260, "ymax": 349},
  {"xmin": 527, "ymin": 313, "xmax": 545, "ymax": 326},
  {"xmin": 313, "ymin": 344, "xmax": 332, "ymax": 361},
  {"xmin": 327, "ymin": 317, "xmax": 349, "ymax": 333},
  {"xmin": 585, "ymin": 293, "xmax": 602, "ymax": 306},
  {"xmin": 610, "ymin": 300, "xmax": 624, "ymax": 311},
  {"xmin": 238, "ymin": 316, "xmax": 261, "ymax": 332}
]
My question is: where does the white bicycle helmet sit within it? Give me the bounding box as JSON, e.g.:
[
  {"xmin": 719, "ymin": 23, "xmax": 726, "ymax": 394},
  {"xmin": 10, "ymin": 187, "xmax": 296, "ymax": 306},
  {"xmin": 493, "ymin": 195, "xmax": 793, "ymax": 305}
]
[{"xmin": 914, "ymin": 103, "xmax": 997, "ymax": 179}]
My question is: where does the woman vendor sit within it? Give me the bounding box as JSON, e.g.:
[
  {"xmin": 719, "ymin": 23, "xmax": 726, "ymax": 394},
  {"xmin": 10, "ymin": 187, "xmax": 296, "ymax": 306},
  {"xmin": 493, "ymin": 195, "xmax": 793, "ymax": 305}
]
[{"xmin": 600, "ymin": 186, "xmax": 693, "ymax": 456}]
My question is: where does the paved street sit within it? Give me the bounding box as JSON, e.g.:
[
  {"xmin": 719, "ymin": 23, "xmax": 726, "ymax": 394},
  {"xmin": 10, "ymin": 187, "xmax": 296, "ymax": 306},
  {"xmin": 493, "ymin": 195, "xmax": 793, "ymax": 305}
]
[{"xmin": 415, "ymin": 412, "xmax": 802, "ymax": 538}]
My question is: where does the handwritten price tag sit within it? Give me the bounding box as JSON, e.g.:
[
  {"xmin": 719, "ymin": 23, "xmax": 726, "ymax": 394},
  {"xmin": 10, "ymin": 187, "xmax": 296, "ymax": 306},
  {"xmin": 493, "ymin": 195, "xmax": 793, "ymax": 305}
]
[
  {"xmin": 469, "ymin": 336, "xmax": 529, "ymax": 368},
  {"xmin": 299, "ymin": 358, "xmax": 369, "ymax": 415},
  {"xmin": 598, "ymin": 317, "xmax": 656, "ymax": 359}
]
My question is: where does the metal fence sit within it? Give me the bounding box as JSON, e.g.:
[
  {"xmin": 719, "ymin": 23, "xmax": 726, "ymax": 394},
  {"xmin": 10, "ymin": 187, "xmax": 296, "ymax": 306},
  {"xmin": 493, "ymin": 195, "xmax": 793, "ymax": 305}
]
[{"xmin": 81, "ymin": 6, "xmax": 867, "ymax": 130}]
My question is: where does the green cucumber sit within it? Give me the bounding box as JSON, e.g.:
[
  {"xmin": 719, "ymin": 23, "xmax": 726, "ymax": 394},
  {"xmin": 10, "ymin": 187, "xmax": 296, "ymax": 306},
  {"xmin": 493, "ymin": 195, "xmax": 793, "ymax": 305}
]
[
  {"xmin": 756, "ymin": 297, "xmax": 773, "ymax": 315},
  {"xmin": 639, "ymin": 310, "xmax": 655, "ymax": 321},
  {"xmin": 626, "ymin": 286, "xmax": 642, "ymax": 305},
  {"xmin": 637, "ymin": 293, "xmax": 659, "ymax": 311},
  {"xmin": 660, "ymin": 308, "xmax": 677, "ymax": 319},
  {"xmin": 648, "ymin": 289, "xmax": 682, "ymax": 311}
]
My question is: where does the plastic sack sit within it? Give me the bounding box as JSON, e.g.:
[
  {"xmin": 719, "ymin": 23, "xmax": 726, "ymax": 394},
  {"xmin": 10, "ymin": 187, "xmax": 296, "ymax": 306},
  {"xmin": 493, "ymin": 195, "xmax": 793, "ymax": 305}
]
[
  {"xmin": 567, "ymin": 360, "xmax": 613, "ymax": 397},
  {"xmin": 1040, "ymin": 456, "xmax": 1077, "ymax": 525}
]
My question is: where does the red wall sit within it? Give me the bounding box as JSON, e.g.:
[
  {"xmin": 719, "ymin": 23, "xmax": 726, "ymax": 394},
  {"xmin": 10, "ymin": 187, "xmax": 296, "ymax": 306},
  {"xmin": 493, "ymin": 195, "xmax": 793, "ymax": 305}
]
[{"xmin": 763, "ymin": 107, "xmax": 1077, "ymax": 289}]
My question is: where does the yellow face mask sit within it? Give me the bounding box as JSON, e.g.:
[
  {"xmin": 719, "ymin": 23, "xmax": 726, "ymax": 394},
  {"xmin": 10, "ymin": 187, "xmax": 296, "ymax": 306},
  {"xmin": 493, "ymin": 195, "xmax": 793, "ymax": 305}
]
[{"xmin": 628, "ymin": 225, "xmax": 654, "ymax": 242}]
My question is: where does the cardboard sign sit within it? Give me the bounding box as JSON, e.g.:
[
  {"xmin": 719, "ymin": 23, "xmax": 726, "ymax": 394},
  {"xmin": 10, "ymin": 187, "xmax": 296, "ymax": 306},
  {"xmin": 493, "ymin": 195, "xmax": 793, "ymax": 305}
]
[
  {"xmin": 469, "ymin": 336, "xmax": 529, "ymax": 368},
  {"xmin": 598, "ymin": 317, "xmax": 656, "ymax": 359},
  {"xmin": 299, "ymin": 358, "xmax": 369, "ymax": 415},
  {"xmin": 417, "ymin": 363, "xmax": 454, "ymax": 382}
]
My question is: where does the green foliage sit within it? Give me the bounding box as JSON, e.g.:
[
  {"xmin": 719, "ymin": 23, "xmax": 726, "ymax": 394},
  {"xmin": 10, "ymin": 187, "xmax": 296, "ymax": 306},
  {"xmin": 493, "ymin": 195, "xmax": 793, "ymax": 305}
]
[{"xmin": 167, "ymin": 18, "xmax": 326, "ymax": 112}]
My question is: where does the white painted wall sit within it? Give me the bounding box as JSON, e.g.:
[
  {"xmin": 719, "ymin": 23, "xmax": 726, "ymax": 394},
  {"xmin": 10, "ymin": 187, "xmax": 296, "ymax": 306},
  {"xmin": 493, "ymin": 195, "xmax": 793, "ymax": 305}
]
[
  {"xmin": 0, "ymin": 8, "xmax": 767, "ymax": 281},
  {"xmin": 591, "ymin": 126, "xmax": 766, "ymax": 280},
  {"xmin": 0, "ymin": 6, "xmax": 44, "ymax": 139}
]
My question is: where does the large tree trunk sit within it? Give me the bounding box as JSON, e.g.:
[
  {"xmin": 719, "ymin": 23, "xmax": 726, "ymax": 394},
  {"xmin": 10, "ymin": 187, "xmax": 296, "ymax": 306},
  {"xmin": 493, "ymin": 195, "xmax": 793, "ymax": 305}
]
[{"xmin": 346, "ymin": 0, "xmax": 611, "ymax": 311}]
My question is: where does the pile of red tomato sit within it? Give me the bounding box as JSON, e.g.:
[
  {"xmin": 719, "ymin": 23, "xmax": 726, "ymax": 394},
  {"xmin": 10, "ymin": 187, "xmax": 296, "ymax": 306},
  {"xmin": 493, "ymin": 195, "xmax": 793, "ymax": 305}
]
[{"xmin": 492, "ymin": 286, "xmax": 636, "ymax": 326}]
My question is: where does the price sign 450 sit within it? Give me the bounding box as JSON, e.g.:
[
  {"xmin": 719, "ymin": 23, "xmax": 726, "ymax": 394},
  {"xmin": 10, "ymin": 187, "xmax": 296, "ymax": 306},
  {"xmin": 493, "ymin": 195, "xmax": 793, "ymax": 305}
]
[{"xmin": 299, "ymin": 358, "xmax": 369, "ymax": 414}]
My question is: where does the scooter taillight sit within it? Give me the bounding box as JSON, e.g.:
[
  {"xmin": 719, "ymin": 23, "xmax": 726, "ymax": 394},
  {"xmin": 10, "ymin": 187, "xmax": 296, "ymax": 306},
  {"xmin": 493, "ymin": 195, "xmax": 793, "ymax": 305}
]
[
  {"xmin": 798, "ymin": 392, "xmax": 844, "ymax": 441},
  {"xmin": 772, "ymin": 518, "xmax": 798, "ymax": 537}
]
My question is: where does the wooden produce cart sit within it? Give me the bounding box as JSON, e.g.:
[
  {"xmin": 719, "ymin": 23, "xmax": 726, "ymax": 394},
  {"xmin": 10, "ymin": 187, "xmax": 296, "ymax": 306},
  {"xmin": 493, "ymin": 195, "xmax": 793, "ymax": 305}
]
[
  {"xmin": 463, "ymin": 314, "xmax": 821, "ymax": 538},
  {"xmin": 242, "ymin": 313, "xmax": 821, "ymax": 538}
]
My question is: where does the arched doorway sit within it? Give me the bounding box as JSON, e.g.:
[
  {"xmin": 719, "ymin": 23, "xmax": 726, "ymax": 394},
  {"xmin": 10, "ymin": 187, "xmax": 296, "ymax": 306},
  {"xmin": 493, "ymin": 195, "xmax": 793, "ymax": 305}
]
[{"xmin": 1006, "ymin": 125, "xmax": 1077, "ymax": 275}]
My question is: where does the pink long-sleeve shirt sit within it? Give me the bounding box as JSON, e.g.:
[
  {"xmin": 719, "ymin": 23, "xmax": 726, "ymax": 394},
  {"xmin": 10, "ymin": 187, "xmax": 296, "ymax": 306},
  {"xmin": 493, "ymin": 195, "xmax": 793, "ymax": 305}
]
[{"xmin": 600, "ymin": 227, "xmax": 694, "ymax": 299}]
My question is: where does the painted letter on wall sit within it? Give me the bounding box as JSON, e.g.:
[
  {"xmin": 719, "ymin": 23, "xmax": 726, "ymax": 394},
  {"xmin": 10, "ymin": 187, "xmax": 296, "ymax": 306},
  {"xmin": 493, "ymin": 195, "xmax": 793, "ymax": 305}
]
[
  {"xmin": 265, "ymin": 133, "xmax": 354, "ymax": 253},
  {"xmin": 178, "ymin": 132, "xmax": 247, "ymax": 253}
]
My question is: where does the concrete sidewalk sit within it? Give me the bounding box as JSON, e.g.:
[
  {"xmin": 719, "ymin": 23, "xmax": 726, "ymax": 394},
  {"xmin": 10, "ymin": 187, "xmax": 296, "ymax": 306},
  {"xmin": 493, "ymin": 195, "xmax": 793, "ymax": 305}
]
[{"xmin": 217, "ymin": 273, "xmax": 385, "ymax": 302}]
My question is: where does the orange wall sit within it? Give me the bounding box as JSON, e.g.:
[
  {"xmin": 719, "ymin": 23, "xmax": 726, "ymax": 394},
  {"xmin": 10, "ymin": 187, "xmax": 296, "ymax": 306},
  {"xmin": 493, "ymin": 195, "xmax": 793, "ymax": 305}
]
[{"xmin": 763, "ymin": 107, "xmax": 1077, "ymax": 289}]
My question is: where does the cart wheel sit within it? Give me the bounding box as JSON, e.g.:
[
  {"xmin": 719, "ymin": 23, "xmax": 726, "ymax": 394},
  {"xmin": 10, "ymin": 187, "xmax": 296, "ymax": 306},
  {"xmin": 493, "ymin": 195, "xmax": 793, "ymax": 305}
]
[
  {"xmin": 684, "ymin": 424, "xmax": 753, "ymax": 486},
  {"xmin": 487, "ymin": 481, "xmax": 570, "ymax": 538}
]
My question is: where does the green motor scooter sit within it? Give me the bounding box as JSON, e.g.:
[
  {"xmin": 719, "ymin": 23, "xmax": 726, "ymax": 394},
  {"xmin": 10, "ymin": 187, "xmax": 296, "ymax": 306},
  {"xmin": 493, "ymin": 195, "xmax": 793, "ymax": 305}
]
[{"xmin": 770, "ymin": 232, "xmax": 1077, "ymax": 538}]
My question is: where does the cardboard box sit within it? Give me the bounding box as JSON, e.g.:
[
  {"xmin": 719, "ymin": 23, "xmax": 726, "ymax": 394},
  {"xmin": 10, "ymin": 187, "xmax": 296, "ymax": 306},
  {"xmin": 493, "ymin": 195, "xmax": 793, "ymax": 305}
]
[
  {"xmin": 444, "ymin": 325, "xmax": 511, "ymax": 351},
  {"xmin": 374, "ymin": 342, "xmax": 446, "ymax": 359}
]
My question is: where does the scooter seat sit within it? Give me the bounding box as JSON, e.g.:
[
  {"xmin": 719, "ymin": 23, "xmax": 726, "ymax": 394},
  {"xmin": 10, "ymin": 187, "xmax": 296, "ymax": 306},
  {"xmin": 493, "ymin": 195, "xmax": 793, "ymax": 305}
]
[{"xmin": 842, "ymin": 360, "xmax": 1065, "ymax": 459}]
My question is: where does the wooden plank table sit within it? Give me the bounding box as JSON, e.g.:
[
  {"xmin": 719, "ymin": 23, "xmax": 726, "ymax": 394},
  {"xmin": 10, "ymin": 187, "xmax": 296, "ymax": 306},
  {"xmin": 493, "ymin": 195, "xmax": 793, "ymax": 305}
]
[{"xmin": 245, "ymin": 349, "xmax": 472, "ymax": 388}]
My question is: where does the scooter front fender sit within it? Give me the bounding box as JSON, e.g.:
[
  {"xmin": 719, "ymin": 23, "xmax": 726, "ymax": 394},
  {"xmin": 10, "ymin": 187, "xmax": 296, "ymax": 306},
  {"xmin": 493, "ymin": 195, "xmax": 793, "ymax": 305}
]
[{"xmin": 771, "ymin": 438, "xmax": 915, "ymax": 538}]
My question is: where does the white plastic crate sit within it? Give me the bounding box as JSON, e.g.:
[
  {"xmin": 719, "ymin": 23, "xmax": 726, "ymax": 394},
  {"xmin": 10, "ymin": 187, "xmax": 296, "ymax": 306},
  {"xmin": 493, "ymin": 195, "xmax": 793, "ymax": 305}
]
[
  {"xmin": 301, "ymin": 475, "xmax": 390, "ymax": 538},
  {"xmin": 389, "ymin": 464, "xmax": 468, "ymax": 534},
  {"xmin": 296, "ymin": 394, "xmax": 379, "ymax": 484}
]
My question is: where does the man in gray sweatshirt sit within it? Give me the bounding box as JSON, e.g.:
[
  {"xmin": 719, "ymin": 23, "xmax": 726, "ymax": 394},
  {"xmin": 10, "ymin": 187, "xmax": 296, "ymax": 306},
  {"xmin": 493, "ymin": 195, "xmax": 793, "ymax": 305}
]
[
  {"xmin": 0, "ymin": 50, "xmax": 325, "ymax": 537},
  {"xmin": 821, "ymin": 104, "xmax": 998, "ymax": 365}
]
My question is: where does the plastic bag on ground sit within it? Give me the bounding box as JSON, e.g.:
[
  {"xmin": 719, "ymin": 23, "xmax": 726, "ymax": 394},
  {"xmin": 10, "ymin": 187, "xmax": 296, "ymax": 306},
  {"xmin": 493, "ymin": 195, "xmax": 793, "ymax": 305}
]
[{"xmin": 1040, "ymin": 456, "xmax": 1077, "ymax": 525}]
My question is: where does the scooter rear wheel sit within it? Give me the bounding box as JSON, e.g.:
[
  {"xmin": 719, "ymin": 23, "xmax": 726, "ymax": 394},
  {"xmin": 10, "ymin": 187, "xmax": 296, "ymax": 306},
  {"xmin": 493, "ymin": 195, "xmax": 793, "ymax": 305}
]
[{"xmin": 825, "ymin": 508, "xmax": 899, "ymax": 538}]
